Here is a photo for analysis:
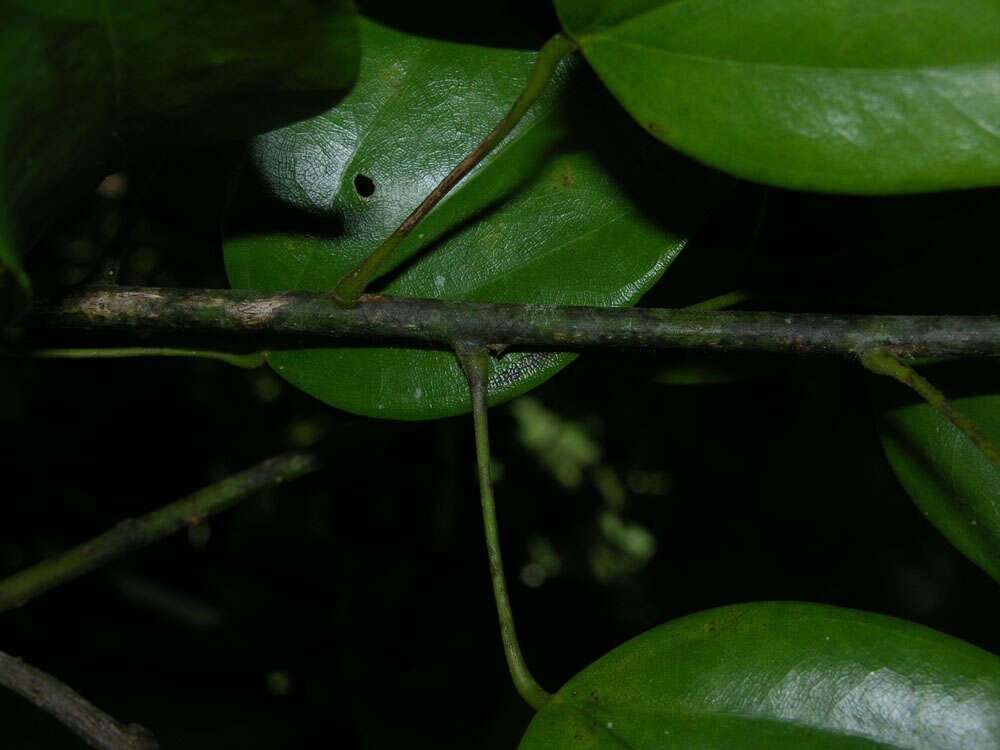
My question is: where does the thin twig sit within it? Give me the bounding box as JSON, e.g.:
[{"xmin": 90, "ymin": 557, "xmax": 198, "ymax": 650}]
[
  {"xmin": 0, "ymin": 650, "xmax": 158, "ymax": 749},
  {"xmin": 0, "ymin": 451, "xmax": 319, "ymax": 613},
  {"xmin": 333, "ymin": 33, "xmax": 577, "ymax": 304},
  {"xmin": 21, "ymin": 347, "xmax": 266, "ymax": 368},
  {"xmin": 455, "ymin": 341, "xmax": 551, "ymax": 711}
]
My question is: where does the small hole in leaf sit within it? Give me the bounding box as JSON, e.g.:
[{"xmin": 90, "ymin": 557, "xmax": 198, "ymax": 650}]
[{"xmin": 353, "ymin": 173, "xmax": 375, "ymax": 198}]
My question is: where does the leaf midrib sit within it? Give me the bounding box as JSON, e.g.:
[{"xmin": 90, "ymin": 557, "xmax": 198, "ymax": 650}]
[{"xmin": 587, "ymin": 35, "xmax": 1000, "ymax": 77}]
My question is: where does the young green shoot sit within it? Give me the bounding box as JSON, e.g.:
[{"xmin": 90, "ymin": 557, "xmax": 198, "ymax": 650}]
[{"xmin": 23, "ymin": 347, "xmax": 266, "ymax": 368}]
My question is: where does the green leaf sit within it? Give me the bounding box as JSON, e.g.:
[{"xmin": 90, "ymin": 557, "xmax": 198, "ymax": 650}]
[
  {"xmin": 0, "ymin": 0, "xmax": 358, "ymax": 306},
  {"xmin": 874, "ymin": 364, "xmax": 1000, "ymax": 584},
  {"xmin": 224, "ymin": 19, "xmax": 730, "ymax": 420},
  {"xmin": 520, "ymin": 602, "xmax": 1000, "ymax": 749},
  {"xmin": 553, "ymin": 0, "xmax": 1000, "ymax": 194}
]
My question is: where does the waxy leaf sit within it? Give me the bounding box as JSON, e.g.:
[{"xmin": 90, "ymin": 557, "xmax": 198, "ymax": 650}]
[
  {"xmin": 553, "ymin": 0, "xmax": 1000, "ymax": 194},
  {"xmin": 0, "ymin": 0, "xmax": 358, "ymax": 310},
  {"xmin": 875, "ymin": 367, "xmax": 1000, "ymax": 584},
  {"xmin": 520, "ymin": 602, "xmax": 1000, "ymax": 749},
  {"xmin": 225, "ymin": 19, "xmax": 730, "ymax": 420}
]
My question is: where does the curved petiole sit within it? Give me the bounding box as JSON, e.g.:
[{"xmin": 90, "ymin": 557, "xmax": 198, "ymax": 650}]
[
  {"xmin": 860, "ymin": 348, "xmax": 1000, "ymax": 475},
  {"xmin": 455, "ymin": 341, "xmax": 551, "ymax": 711}
]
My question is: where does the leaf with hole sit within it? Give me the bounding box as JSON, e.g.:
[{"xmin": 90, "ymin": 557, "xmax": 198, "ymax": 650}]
[
  {"xmin": 553, "ymin": 0, "xmax": 1000, "ymax": 194},
  {"xmin": 519, "ymin": 601, "xmax": 1000, "ymax": 749},
  {"xmin": 0, "ymin": 0, "xmax": 358, "ymax": 318},
  {"xmin": 873, "ymin": 362, "xmax": 1000, "ymax": 584},
  {"xmin": 224, "ymin": 19, "xmax": 731, "ymax": 420}
]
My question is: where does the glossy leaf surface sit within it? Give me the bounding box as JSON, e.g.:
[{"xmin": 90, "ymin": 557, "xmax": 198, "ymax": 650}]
[
  {"xmin": 225, "ymin": 20, "xmax": 729, "ymax": 420},
  {"xmin": 876, "ymin": 365, "xmax": 1000, "ymax": 584},
  {"xmin": 0, "ymin": 0, "xmax": 358, "ymax": 307},
  {"xmin": 520, "ymin": 602, "xmax": 1000, "ymax": 749},
  {"xmin": 553, "ymin": 0, "xmax": 1000, "ymax": 194}
]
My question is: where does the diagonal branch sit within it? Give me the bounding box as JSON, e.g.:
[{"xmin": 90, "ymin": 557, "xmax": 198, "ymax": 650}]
[
  {"xmin": 0, "ymin": 649, "xmax": 158, "ymax": 749},
  {"xmin": 0, "ymin": 450, "xmax": 319, "ymax": 614}
]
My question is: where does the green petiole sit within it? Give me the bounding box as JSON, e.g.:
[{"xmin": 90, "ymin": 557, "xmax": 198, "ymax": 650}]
[
  {"xmin": 455, "ymin": 341, "xmax": 551, "ymax": 712},
  {"xmin": 860, "ymin": 348, "xmax": 1000, "ymax": 476}
]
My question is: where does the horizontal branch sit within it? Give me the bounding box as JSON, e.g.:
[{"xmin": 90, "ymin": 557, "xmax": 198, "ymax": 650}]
[
  {"xmin": 0, "ymin": 650, "xmax": 157, "ymax": 749},
  {"xmin": 23, "ymin": 286, "xmax": 1000, "ymax": 359}
]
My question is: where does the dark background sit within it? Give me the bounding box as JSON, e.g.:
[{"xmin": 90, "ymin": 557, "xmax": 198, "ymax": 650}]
[{"xmin": 3, "ymin": 2, "xmax": 1000, "ymax": 747}]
